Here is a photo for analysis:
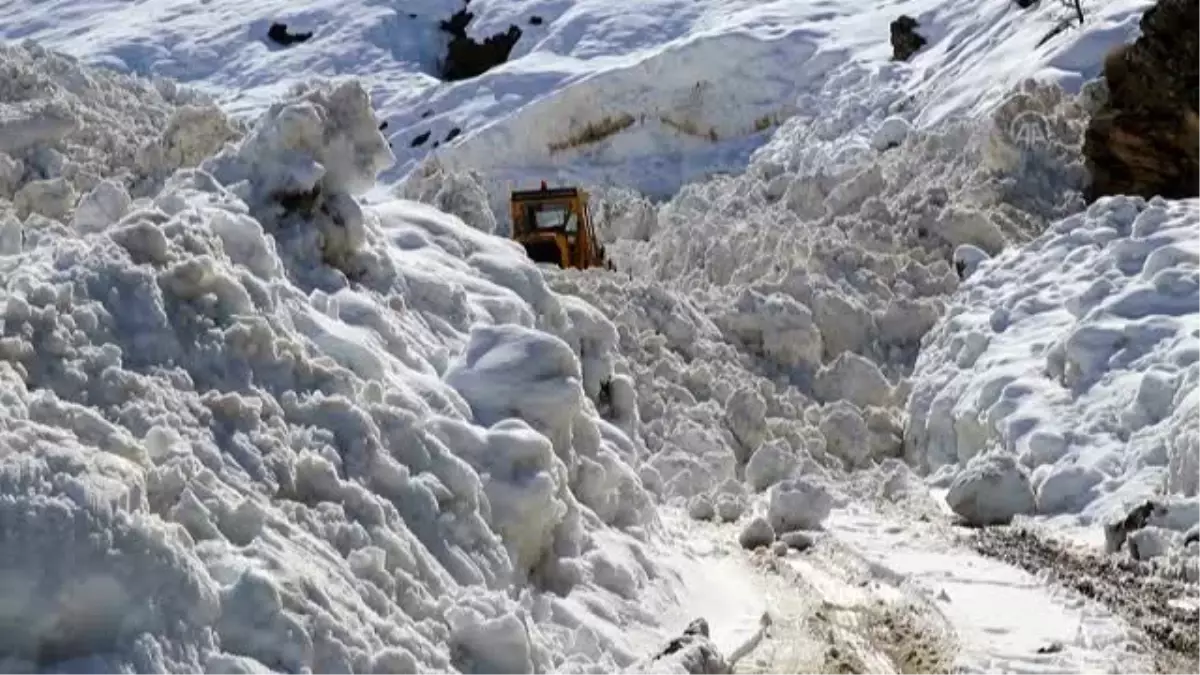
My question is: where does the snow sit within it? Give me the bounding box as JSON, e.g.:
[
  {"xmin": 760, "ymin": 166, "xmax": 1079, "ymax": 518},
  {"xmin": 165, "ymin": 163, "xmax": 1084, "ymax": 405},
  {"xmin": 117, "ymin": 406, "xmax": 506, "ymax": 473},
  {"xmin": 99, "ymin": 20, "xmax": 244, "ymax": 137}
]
[
  {"xmin": 945, "ymin": 451, "xmax": 1037, "ymax": 525},
  {"xmin": 0, "ymin": 43, "xmax": 671, "ymax": 673},
  {"xmin": 767, "ymin": 479, "xmax": 833, "ymax": 534},
  {"xmin": 737, "ymin": 516, "xmax": 775, "ymax": 551},
  {"xmin": 2, "ymin": 0, "xmax": 1155, "ymax": 203},
  {"xmin": 2, "ymin": 0, "xmax": 1198, "ymax": 670},
  {"xmin": 907, "ymin": 197, "xmax": 1200, "ymax": 531},
  {"xmin": 815, "ymin": 506, "xmax": 1158, "ymax": 673}
]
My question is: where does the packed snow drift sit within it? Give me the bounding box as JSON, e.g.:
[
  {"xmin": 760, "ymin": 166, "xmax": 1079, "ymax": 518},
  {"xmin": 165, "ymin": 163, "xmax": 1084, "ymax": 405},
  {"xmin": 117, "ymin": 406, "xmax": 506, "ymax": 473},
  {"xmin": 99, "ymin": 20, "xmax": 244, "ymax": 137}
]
[
  {"xmin": 907, "ymin": 195, "xmax": 1199, "ymax": 538},
  {"xmin": 0, "ymin": 42, "xmax": 669, "ymax": 673},
  {"xmin": 1, "ymin": 0, "xmax": 1198, "ymax": 671}
]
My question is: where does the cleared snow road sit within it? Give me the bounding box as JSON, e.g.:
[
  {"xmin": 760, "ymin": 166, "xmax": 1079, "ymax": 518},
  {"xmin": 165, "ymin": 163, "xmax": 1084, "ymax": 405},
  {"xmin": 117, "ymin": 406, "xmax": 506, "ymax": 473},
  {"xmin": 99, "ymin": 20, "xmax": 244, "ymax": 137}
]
[{"xmin": 642, "ymin": 506, "xmax": 1164, "ymax": 674}]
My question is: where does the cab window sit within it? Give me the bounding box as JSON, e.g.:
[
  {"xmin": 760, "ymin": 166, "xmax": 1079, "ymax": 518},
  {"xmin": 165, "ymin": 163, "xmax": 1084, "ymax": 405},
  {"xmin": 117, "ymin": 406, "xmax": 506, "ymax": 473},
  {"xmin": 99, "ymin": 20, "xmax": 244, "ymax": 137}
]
[{"xmin": 532, "ymin": 205, "xmax": 568, "ymax": 230}]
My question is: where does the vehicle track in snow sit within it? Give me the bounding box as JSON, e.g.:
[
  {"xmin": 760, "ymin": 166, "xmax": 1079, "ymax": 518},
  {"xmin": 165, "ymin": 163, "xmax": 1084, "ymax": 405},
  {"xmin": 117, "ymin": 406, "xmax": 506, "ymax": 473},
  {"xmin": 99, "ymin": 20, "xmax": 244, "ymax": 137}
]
[
  {"xmin": 741, "ymin": 543, "xmax": 958, "ymax": 675},
  {"xmin": 656, "ymin": 509, "xmax": 958, "ymax": 674},
  {"xmin": 970, "ymin": 526, "xmax": 1200, "ymax": 670}
]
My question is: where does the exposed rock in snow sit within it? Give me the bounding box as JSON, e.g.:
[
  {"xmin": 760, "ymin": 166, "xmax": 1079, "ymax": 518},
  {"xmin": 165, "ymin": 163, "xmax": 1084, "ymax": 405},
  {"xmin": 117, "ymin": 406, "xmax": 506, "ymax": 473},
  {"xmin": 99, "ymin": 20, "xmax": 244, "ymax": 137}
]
[
  {"xmin": 438, "ymin": 6, "xmax": 523, "ymax": 82},
  {"xmin": 1083, "ymin": 0, "xmax": 1198, "ymax": 201},
  {"xmin": 633, "ymin": 618, "xmax": 728, "ymax": 675},
  {"xmin": 946, "ymin": 452, "xmax": 1036, "ymax": 526},
  {"xmin": 266, "ymin": 23, "xmax": 314, "ymax": 47},
  {"xmin": 890, "ymin": 15, "xmax": 927, "ymax": 62},
  {"xmin": 1105, "ymin": 499, "xmax": 1161, "ymax": 553}
]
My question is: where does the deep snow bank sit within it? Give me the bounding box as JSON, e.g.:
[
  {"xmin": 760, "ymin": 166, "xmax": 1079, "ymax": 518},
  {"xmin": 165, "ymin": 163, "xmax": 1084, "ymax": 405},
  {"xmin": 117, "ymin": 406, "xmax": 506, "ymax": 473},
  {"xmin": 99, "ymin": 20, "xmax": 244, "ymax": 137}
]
[
  {"xmin": 535, "ymin": 73, "xmax": 1097, "ymax": 521},
  {"xmin": 0, "ymin": 43, "xmax": 660, "ymax": 672},
  {"xmin": 906, "ymin": 196, "xmax": 1199, "ymax": 532},
  {"xmin": 0, "ymin": 42, "xmax": 240, "ymax": 213},
  {"xmin": 422, "ymin": 27, "xmax": 838, "ymax": 214}
]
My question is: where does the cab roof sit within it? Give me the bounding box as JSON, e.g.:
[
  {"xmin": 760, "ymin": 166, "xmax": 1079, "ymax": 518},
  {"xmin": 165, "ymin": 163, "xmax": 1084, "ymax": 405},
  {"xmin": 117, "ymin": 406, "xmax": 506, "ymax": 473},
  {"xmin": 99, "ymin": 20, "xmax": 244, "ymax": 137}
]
[{"xmin": 511, "ymin": 186, "xmax": 582, "ymax": 201}]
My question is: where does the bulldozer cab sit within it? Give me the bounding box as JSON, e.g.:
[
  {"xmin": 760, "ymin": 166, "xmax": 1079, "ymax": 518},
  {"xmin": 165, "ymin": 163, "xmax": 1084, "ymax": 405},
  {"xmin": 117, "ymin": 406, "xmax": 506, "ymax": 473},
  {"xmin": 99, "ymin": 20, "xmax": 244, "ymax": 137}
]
[{"xmin": 510, "ymin": 182, "xmax": 608, "ymax": 270}]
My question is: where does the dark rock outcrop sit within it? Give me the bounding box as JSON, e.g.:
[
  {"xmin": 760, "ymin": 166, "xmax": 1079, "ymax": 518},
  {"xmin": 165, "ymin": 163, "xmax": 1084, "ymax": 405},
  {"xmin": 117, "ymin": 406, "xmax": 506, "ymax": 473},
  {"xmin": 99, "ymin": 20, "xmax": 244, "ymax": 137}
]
[
  {"xmin": 637, "ymin": 618, "xmax": 729, "ymax": 674},
  {"xmin": 890, "ymin": 15, "xmax": 927, "ymax": 61},
  {"xmin": 1083, "ymin": 0, "xmax": 1199, "ymax": 201},
  {"xmin": 439, "ymin": 5, "xmax": 522, "ymax": 81},
  {"xmin": 1104, "ymin": 500, "xmax": 1161, "ymax": 554},
  {"xmin": 267, "ymin": 23, "xmax": 313, "ymax": 47}
]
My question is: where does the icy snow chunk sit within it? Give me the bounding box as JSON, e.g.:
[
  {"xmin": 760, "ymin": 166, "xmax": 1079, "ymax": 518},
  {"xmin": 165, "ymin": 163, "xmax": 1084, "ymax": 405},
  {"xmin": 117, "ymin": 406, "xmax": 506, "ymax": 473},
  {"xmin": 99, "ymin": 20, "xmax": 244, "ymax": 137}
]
[
  {"xmin": 818, "ymin": 401, "xmax": 870, "ymax": 469},
  {"xmin": 813, "ymin": 351, "xmax": 893, "ymax": 409},
  {"xmin": 767, "ymin": 478, "xmax": 832, "ymax": 533},
  {"xmin": 0, "ymin": 99, "xmax": 77, "ymax": 154},
  {"xmin": 952, "ymin": 244, "xmax": 990, "ymax": 279},
  {"xmin": 399, "ymin": 159, "xmax": 497, "ymax": 234},
  {"xmin": 687, "ymin": 495, "xmax": 715, "ymax": 521},
  {"xmin": 207, "ymin": 208, "xmax": 283, "ymax": 279},
  {"xmin": 870, "ymin": 116, "xmax": 911, "ymax": 151},
  {"xmin": 14, "ymin": 177, "xmax": 75, "ymax": 220},
  {"xmin": 909, "ymin": 197, "xmax": 1200, "ymax": 523},
  {"xmin": 745, "ymin": 438, "xmax": 797, "ymax": 491},
  {"xmin": 725, "ymin": 386, "xmax": 767, "ymax": 462},
  {"xmin": 1034, "ymin": 463, "xmax": 1104, "ymax": 515},
  {"xmin": 780, "ymin": 530, "xmax": 816, "ymax": 551},
  {"xmin": 202, "ymin": 80, "xmax": 391, "ymax": 203},
  {"xmin": 73, "ymin": 179, "xmax": 132, "ymax": 233},
  {"xmin": 446, "ymin": 607, "xmax": 535, "ymax": 674},
  {"xmin": 946, "ymin": 452, "xmax": 1035, "ymax": 526},
  {"xmin": 1127, "ymin": 526, "xmax": 1177, "ymax": 561},
  {"xmin": 714, "ymin": 493, "xmax": 747, "ymax": 523},
  {"xmin": 429, "ymin": 417, "xmax": 567, "ymax": 582},
  {"xmin": 445, "ymin": 323, "xmax": 583, "ymax": 435},
  {"xmin": 738, "ymin": 516, "xmax": 776, "ymax": 550},
  {"xmin": 719, "ymin": 290, "xmax": 822, "ymax": 371}
]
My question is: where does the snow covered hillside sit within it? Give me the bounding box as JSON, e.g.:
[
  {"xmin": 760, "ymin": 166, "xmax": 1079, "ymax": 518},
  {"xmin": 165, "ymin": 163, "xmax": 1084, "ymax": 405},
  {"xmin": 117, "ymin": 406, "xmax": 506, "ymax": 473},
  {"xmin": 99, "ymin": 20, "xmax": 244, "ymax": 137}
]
[{"xmin": 2, "ymin": 0, "xmax": 1155, "ymax": 203}]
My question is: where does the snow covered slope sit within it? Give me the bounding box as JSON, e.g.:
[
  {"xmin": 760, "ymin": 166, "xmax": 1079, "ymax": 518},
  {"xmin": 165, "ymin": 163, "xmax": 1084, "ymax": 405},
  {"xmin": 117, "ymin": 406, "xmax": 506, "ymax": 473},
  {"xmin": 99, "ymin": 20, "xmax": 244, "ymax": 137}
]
[
  {"xmin": 1, "ymin": 0, "xmax": 1155, "ymax": 201},
  {"xmin": 0, "ymin": 43, "xmax": 674, "ymax": 673}
]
